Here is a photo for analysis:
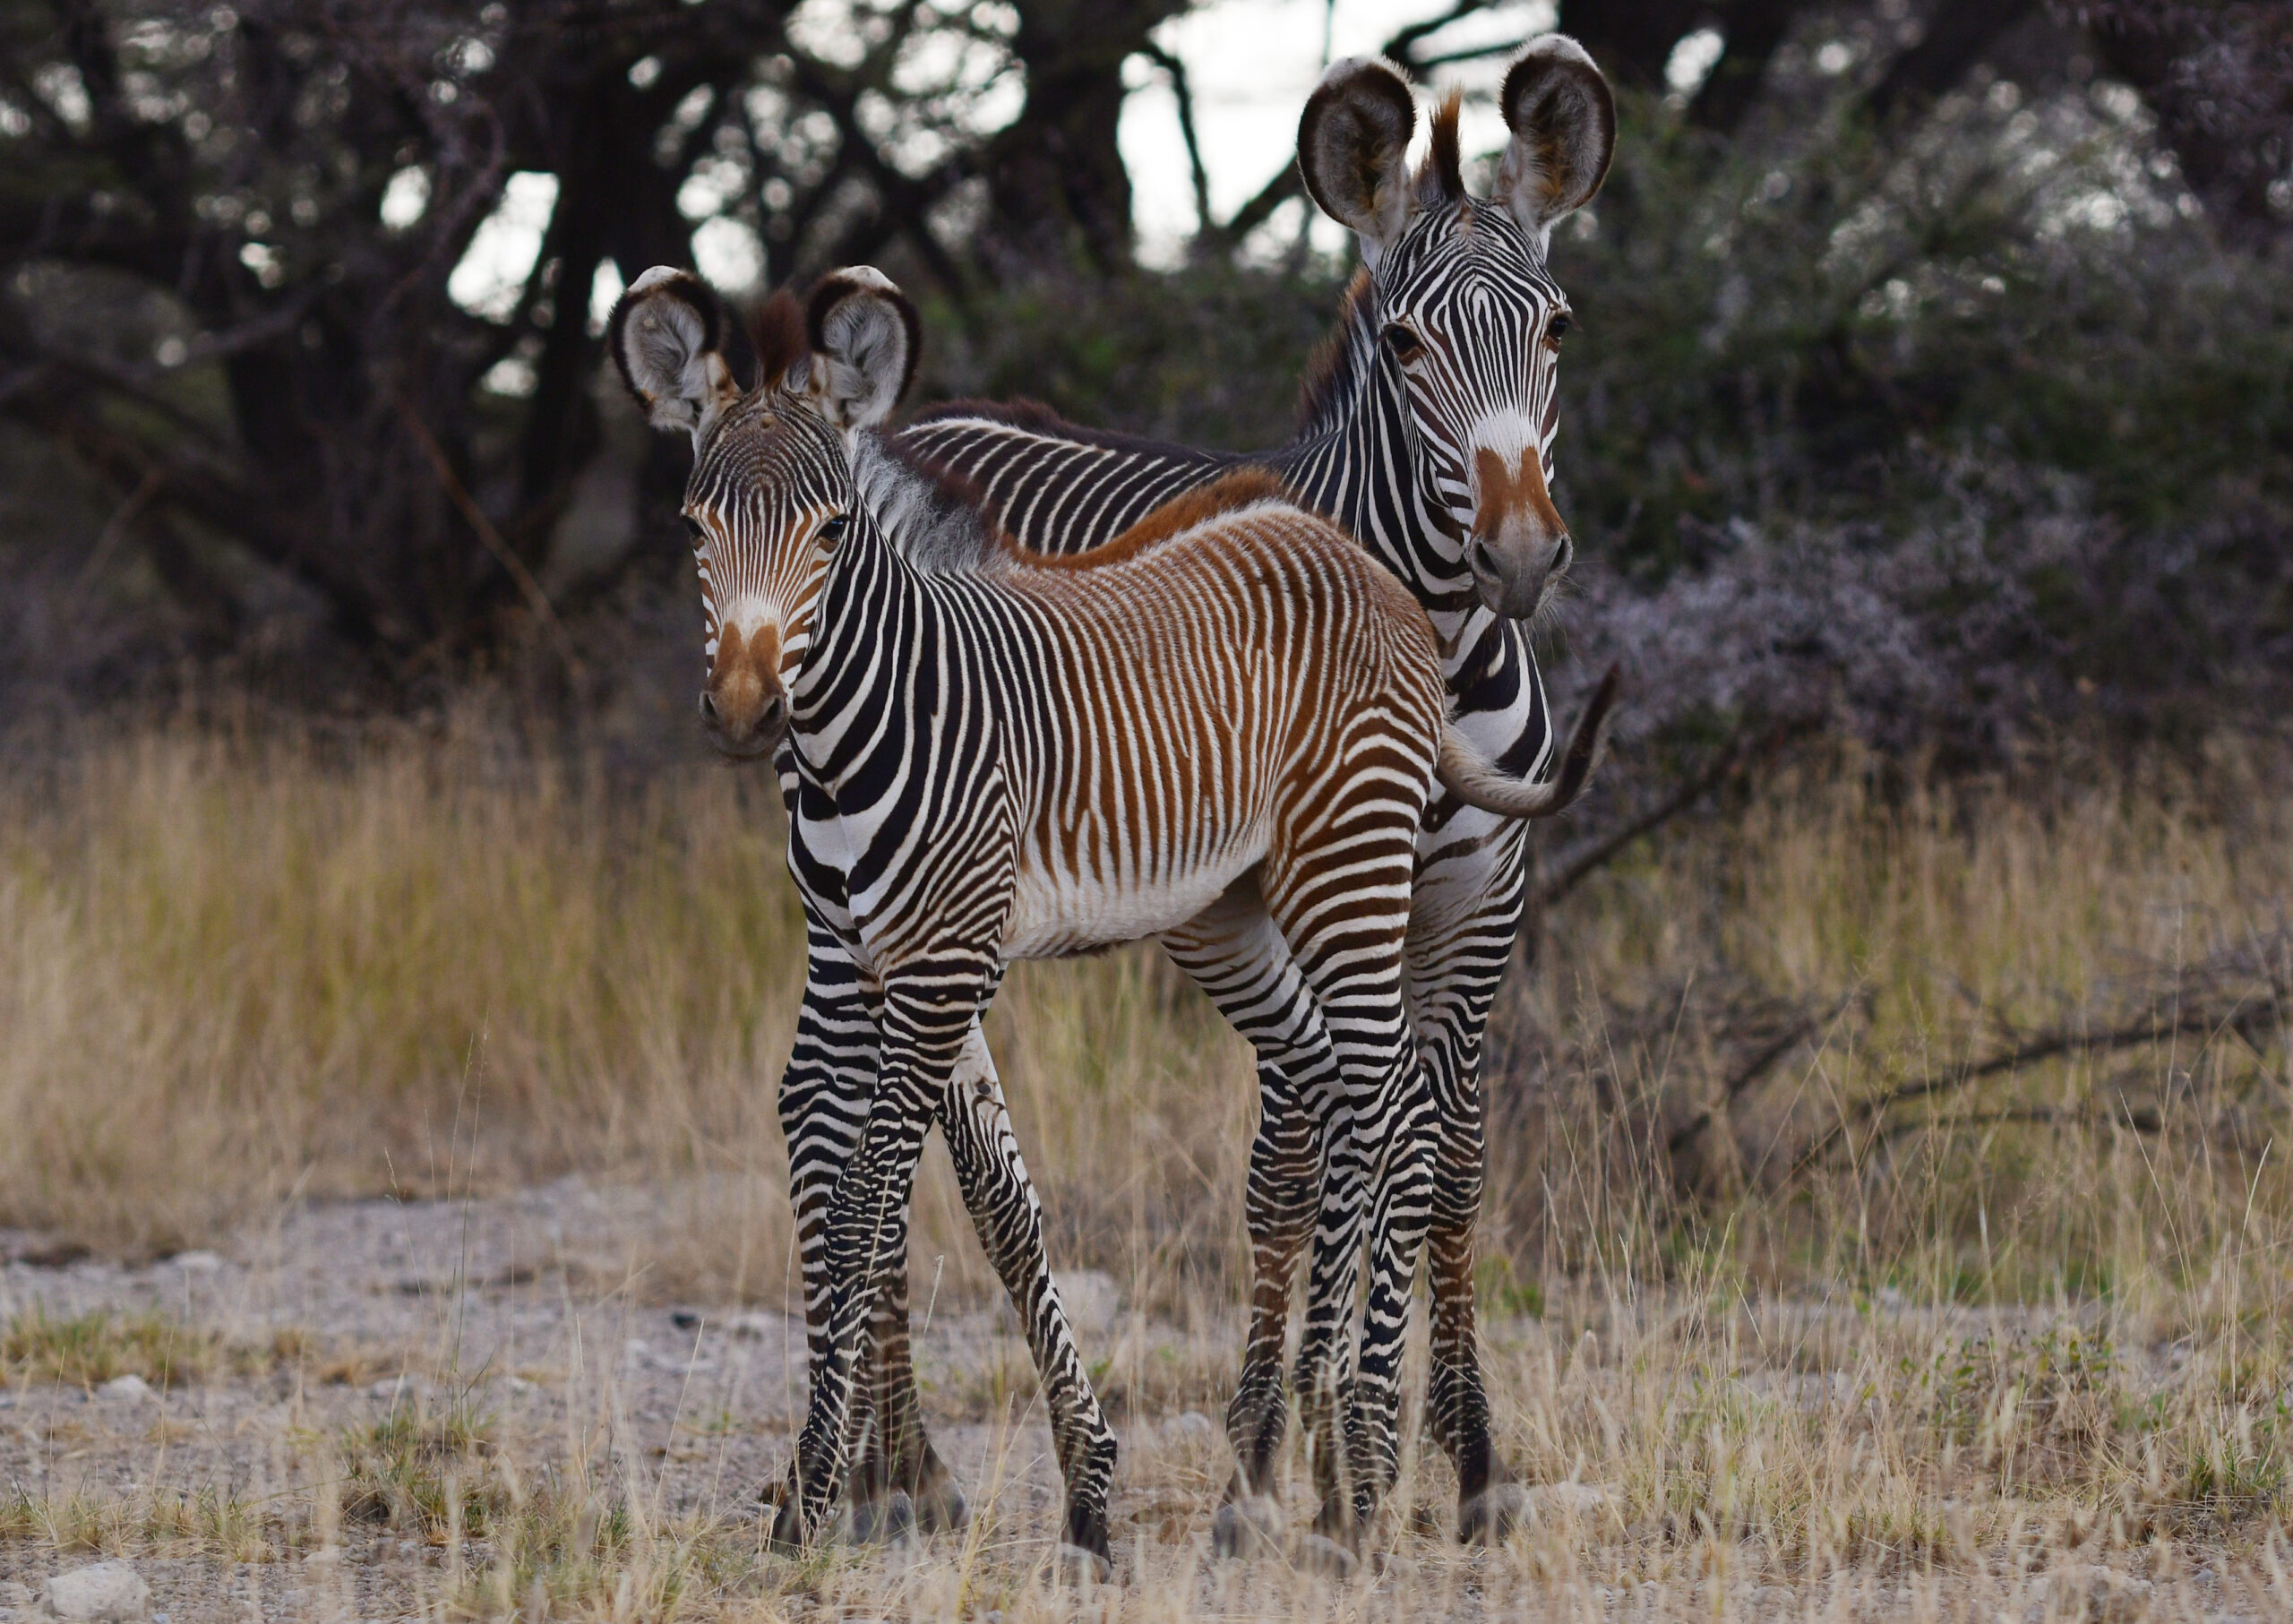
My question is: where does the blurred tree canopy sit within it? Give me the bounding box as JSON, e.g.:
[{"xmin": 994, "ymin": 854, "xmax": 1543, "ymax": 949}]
[{"xmin": 1, "ymin": 0, "xmax": 2288, "ymax": 752}]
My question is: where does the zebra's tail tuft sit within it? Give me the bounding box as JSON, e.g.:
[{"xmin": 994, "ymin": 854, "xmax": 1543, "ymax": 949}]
[{"xmin": 1436, "ymin": 664, "xmax": 1619, "ymax": 820}]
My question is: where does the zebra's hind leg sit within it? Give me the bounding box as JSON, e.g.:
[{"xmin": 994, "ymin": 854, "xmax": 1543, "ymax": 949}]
[
  {"xmin": 1160, "ymin": 890, "xmax": 1344, "ymax": 1555},
  {"xmin": 1256, "ymin": 797, "xmax": 1428, "ymax": 1553},
  {"xmin": 937, "ymin": 1019, "xmax": 1118, "ymax": 1577}
]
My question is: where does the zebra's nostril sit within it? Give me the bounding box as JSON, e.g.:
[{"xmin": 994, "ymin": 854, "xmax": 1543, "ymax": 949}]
[
  {"xmin": 760, "ymin": 693, "xmax": 786, "ymax": 729},
  {"xmin": 1553, "ymin": 534, "xmax": 1574, "ymax": 575},
  {"xmin": 699, "ymin": 691, "xmax": 719, "ymax": 723}
]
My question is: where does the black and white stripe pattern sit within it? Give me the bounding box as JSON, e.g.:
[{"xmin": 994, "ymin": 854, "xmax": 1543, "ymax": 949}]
[{"xmin": 611, "ymin": 264, "xmax": 1539, "ymax": 1565}]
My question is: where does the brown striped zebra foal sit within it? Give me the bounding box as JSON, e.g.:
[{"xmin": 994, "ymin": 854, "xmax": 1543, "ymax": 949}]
[{"xmin": 610, "ymin": 264, "xmax": 1612, "ymax": 1572}]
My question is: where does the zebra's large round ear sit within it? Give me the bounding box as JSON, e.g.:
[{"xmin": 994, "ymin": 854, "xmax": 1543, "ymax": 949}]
[
  {"xmin": 608, "ymin": 267, "xmax": 742, "ymax": 443},
  {"xmin": 1296, "ymin": 56, "xmax": 1420, "ymax": 266},
  {"xmin": 1494, "ymin": 36, "xmax": 1616, "ymax": 248},
  {"xmin": 804, "ymin": 267, "xmax": 922, "ymax": 432}
]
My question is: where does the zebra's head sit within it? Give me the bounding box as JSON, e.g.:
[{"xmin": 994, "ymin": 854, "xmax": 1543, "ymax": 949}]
[
  {"xmin": 611, "ymin": 264, "xmax": 919, "ymax": 760},
  {"xmin": 1298, "ymin": 39, "xmax": 1614, "ymax": 621}
]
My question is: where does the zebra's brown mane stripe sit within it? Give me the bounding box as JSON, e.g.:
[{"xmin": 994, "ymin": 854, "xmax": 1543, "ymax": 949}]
[{"xmin": 999, "ymin": 468, "xmax": 1299, "ymax": 573}]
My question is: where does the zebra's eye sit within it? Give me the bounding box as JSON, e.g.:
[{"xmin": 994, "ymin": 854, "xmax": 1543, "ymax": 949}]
[
  {"xmin": 819, "ymin": 512, "xmax": 851, "ymax": 541},
  {"xmin": 1545, "ymin": 313, "xmax": 1574, "ymax": 348},
  {"xmin": 1381, "ymin": 323, "xmax": 1425, "ymax": 365},
  {"xmin": 683, "ymin": 515, "xmax": 706, "ymax": 545}
]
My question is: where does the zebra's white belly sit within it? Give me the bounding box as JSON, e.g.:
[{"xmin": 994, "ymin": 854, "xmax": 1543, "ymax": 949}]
[{"xmin": 1001, "ymin": 841, "xmax": 1264, "ymax": 961}]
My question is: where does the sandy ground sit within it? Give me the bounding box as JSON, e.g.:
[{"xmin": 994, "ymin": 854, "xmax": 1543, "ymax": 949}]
[{"xmin": 3, "ymin": 1185, "xmax": 2287, "ymax": 1622}]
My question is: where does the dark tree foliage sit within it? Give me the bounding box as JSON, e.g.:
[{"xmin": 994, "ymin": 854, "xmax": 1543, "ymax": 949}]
[
  {"xmin": 1, "ymin": 0, "xmax": 2287, "ymax": 752},
  {"xmin": 0, "ymin": 0, "xmax": 1179, "ymax": 688}
]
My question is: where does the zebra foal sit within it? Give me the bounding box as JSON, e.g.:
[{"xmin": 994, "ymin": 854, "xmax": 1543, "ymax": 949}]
[{"xmin": 611, "ymin": 263, "xmax": 1609, "ymax": 1571}]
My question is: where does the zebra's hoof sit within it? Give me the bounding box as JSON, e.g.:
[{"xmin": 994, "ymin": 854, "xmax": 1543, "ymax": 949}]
[
  {"xmin": 1458, "ymin": 1481, "xmax": 1531, "ymax": 1542},
  {"xmin": 845, "ymin": 1489, "xmax": 915, "ymax": 1545},
  {"xmin": 766, "ymin": 1491, "xmax": 808, "ymax": 1554},
  {"xmin": 1291, "ymin": 1531, "xmax": 1360, "ymax": 1581},
  {"xmin": 912, "ymin": 1474, "xmax": 969, "ymax": 1534},
  {"xmin": 1049, "ymin": 1542, "xmax": 1114, "ymax": 1586},
  {"xmin": 1211, "ymin": 1495, "xmax": 1284, "ymax": 1560}
]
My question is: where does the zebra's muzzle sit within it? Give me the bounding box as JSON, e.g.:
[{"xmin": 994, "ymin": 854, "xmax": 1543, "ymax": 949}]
[{"xmin": 700, "ymin": 623, "xmax": 789, "ymax": 760}]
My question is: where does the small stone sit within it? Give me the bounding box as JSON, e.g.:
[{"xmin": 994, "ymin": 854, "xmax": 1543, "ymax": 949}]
[
  {"xmin": 1211, "ymin": 1495, "xmax": 1284, "ymax": 1560},
  {"xmin": 1052, "ymin": 1270, "xmax": 1121, "ymax": 1337},
  {"xmin": 2, "ymin": 1581, "xmax": 33, "ymax": 1605},
  {"xmin": 1291, "ymin": 1532, "xmax": 1359, "ymax": 1580},
  {"xmin": 727, "ymin": 1312, "xmax": 777, "ymax": 1337},
  {"xmin": 1164, "ymin": 1410, "xmax": 1215, "ymax": 1444},
  {"xmin": 96, "ymin": 1375, "xmax": 154, "ymax": 1404},
  {"xmin": 167, "ymin": 1250, "xmax": 223, "ymax": 1272},
  {"xmin": 1048, "ymin": 1542, "xmax": 1112, "ymax": 1586},
  {"xmin": 304, "ymin": 1550, "xmax": 340, "ymax": 1568},
  {"xmin": 505, "ymin": 1376, "xmax": 539, "ymax": 1395},
  {"xmin": 40, "ymin": 1561, "xmax": 150, "ymax": 1621}
]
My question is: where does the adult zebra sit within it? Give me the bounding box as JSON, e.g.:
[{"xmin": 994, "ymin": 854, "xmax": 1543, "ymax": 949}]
[
  {"xmin": 885, "ymin": 39, "xmax": 1619, "ymax": 1545},
  {"xmin": 608, "ymin": 264, "xmax": 1610, "ymax": 1571}
]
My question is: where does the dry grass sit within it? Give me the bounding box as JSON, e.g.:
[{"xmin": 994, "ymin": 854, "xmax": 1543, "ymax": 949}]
[{"xmin": 3, "ymin": 722, "xmax": 2292, "ymax": 1617}]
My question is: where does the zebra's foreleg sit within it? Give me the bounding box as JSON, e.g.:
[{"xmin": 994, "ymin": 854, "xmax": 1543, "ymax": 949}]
[
  {"xmin": 774, "ymin": 970, "xmax": 981, "ymax": 1551},
  {"xmin": 1403, "ymin": 831, "xmax": 1532, "ymax": 1540},
  {"xmin": 775, "ymin": 927, "xmax": 889, "ymax": 1523},
  {"xmin": 938, "ymin": 1021, "xmax": 1118, "ymax": 1573}
]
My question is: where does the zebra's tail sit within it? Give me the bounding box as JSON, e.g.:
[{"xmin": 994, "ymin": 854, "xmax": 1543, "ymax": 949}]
[{"xmin": 1435, "ymin": 664, "xmax": 1619, "ymax": 821}]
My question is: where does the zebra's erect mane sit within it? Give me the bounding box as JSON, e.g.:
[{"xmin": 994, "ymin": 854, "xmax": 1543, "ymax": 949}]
[
  {"xmin": 851, "ymin": 431, "xmax": 1014, "ymax": 575},
  {"xmin": 1292, "ymin": 269, "xmax": 1378, "ymax": 440}
]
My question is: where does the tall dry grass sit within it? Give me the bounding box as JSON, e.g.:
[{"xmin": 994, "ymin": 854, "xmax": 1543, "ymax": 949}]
[
  {"xmin": 2, "ymin": 722, "xmax": 2287, "ymax": 1328},
  {"xmin": 5, "ymin": 724, "xmax": 2293, "ymax": 1614}
]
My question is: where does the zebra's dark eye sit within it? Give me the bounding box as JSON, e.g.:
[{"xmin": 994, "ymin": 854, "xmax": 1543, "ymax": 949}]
[
  {"xmin": 820, "ymin": 512, "xmax": 851, "ymax": 541},
  {"xmin": 683, "ymin": 515, "xmax": 705, "ymax": 545},
  {"xmin": 1545, "ymin": 313, "xmax": 1574, "ymax": 348},
  {"xmin": 1381, "ymin": 323, "xmax": 1425, "ymax": 364}
]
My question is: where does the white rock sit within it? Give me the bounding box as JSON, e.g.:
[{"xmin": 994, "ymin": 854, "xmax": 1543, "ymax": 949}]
[
  {"xmin": 39, "ymin": 1561, "xmax": 150, "ymax": 1621},
  {"xmin": 3, "ymin": 1580, "xmax": 33, "ymax": 1605},
  {"xmin": 95, "ymin": 1375, "xmax": 154, "ymax": 1404},
  {"xmin": 1052, "ymin": 1270, "xmax": 1121, "ymax": 1336},
  {"xmin": 167, "ymin": 1250, "xmax": 223, "ymax": 1272}
]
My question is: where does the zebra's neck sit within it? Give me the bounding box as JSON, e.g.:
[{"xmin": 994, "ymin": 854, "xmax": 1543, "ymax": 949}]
[{"xmin": 1264, "ymin": 298, "xmax": 1481, "ymax": 648}]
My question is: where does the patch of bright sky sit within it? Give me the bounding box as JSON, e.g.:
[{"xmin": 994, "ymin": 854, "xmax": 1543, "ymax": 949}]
[
  {"xmin": 447, "ymin": 0, "xmax": 1565, "ymax": 311},
  {"xmin": 1121, "ymin": 0, "xmax": 1557, "ymax": 266}
]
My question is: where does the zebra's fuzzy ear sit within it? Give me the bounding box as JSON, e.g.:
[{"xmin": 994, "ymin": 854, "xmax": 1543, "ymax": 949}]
[
  {"xmin": 1297, "ymin": 56, "xmax": 1420, "ymax": 265},
  {"xmin": 804, "ymin": 267, "xmax": 921, "ymax": 432},
  {"xmin": 609, "ymin": 267, "xmax": 742, "ymax": 442},
  {"xmin": 1493, "ymin": 36, "xmax": 1616, "ymax": 248}
]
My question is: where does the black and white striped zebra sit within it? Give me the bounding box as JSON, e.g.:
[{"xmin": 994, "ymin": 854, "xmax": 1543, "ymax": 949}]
[
  {"xmin": 609, "ymin": 263, "xmax": 1611, "ymax": 1571},
  {"xmin": 874, "ymin": 39, "xmax": 1620, "ymax": 1545}
]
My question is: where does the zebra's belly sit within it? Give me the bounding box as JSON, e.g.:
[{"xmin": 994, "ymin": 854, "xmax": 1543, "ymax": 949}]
[{"xmin": 1000, "ymin": 846, "xmax": 1262, "ymax": 961}]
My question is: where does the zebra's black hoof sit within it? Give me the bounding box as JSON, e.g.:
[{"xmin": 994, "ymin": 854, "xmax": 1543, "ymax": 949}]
[
  {"xmin": 844, "ymin": 1488, "xmax": 915, "ymax": 1544},
  {"xmin": 912, "ymin": 1474, "xmax": 969, "ymax": 1534},
  {"xmin": 1290, "ymin": 1531, "xmax": 1360, "ymax": 1580},
  {"xmin": 1210, "ymin": 1495, "xmax": 1284, "ymax": 1559},
  {"xmin": 1457, "ymin": 1480, "xmax": 1530, "ymax": 1543},
  {"xmin": 766, "ymin": 1490, "xmax": 809, "ymax": 1554}
]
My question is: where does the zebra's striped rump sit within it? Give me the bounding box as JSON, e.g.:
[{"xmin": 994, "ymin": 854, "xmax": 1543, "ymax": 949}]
[{"xmin": 614, "ymin": 263, "xmax": 1470, "ymax": 1568}]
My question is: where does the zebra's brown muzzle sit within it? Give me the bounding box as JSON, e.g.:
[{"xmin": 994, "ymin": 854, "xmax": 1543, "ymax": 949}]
[
  {"xmin": 700, "ymin": 623, "xmax": 788, "ymax": 761},
  {"xmin": 1468, "ymin": 446, "xmax": 1573, "ymax": 620}
]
